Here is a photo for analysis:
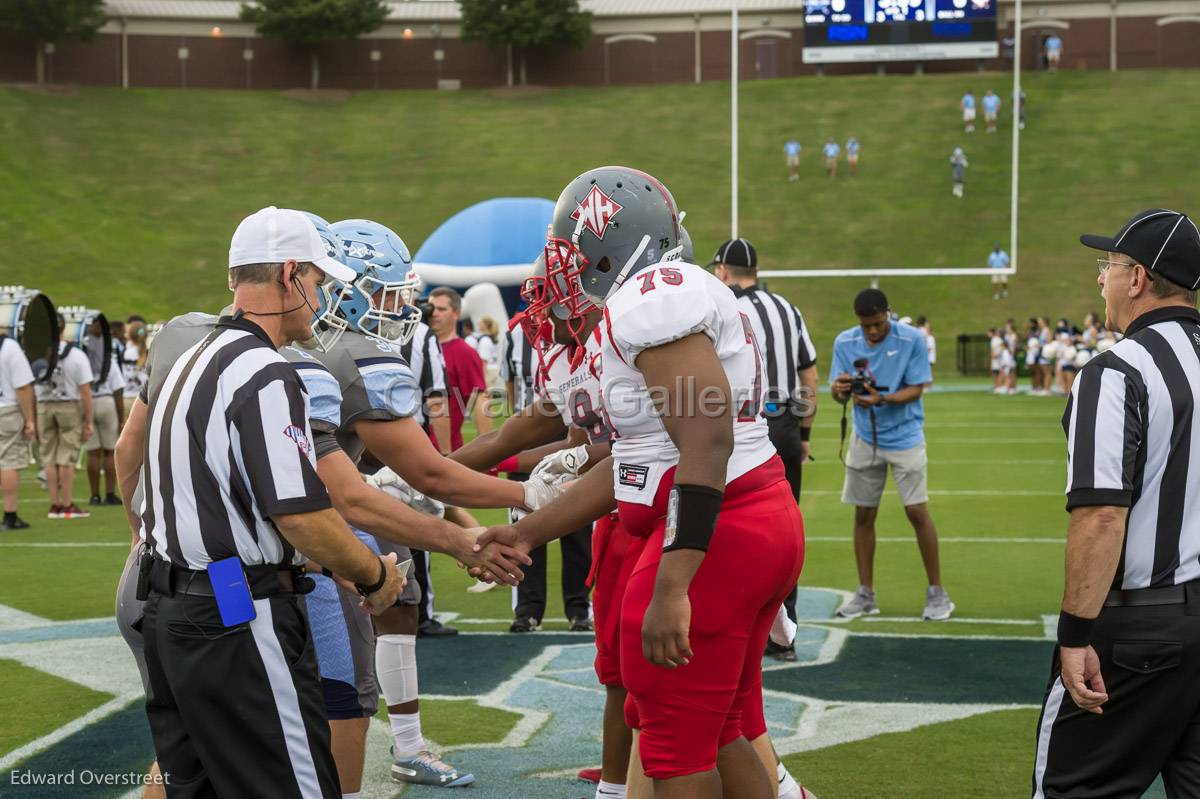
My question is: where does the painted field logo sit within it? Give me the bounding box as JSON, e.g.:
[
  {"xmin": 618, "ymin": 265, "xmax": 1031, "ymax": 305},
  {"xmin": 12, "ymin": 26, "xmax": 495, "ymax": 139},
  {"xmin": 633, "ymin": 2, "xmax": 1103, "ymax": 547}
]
[
  {"xmin": 571, "ymin": 185, "xmax": 622, "ymax": 240},
  {"xmin": 283, "ymin": 424, "xmax": 311, "ymax": 455}
]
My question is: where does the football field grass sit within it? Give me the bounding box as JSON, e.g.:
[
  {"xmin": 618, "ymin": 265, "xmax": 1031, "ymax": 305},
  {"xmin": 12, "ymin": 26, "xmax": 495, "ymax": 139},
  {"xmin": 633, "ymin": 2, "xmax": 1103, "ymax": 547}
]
[
  {"xmin": 2, "ymin": 70, "xmax": 1199, "ymax": 369},
  {"xmin": 1, "ymin": 385, "xmax": 1162, "ymax": 798}
]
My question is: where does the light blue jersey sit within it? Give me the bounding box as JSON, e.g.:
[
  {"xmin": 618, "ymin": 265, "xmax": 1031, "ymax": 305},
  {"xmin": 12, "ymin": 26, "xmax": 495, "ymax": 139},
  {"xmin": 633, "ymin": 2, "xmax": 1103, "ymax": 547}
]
[
  {"xmin": 831, "ymin": 321, "xmax": 932, "ymax": 451},
  {"xmin": 846, "ymin": 138, "xmax": 860, "ymax": 156},
  {"xmin": 823, "ymin": 141, "xmax": 840, "ymax": 158},
  {"xmin": 983, "ymin": 93, "xmax": 1001, "ymax": 114},
  {"xmin": 988, "ymin": 249, "xmax": 1010, "ymax": 269},
  {"xmin": 785, "ymin": 140, "xmax": 801, "ymax": 157},
  {"xmin": 1046, "ymin": 35, "xmax": 1062, "ymax": 53},
  {"xmin": 961, "ymin": 92, "xmax": 976, "ymax": 109}
]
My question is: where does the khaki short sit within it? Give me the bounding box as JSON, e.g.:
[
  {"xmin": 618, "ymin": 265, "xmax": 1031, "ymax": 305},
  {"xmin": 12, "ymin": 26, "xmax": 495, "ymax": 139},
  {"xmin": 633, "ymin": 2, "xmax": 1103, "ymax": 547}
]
[
  {"xmin": 38, "ymin": 401, "xmax": 83, "ymax": 466},
  {"xmin": 841, "ymin": 434, "xmax": 929, "ymax": 508},
  {"xmin": 786, "ymin": 155, "xmax": 800, "ymax": 167},
  {"xmin": 0, "ymin": 406, "xmax": 30, "ymax": 471},
  {"xmin": 85, "ymin": 395, "xmax": 119, "ymax": 452}
]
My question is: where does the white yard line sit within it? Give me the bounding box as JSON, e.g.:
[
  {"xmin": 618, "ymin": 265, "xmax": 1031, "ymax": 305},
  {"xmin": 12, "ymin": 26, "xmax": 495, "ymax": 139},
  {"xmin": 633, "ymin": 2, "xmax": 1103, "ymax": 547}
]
[
  {"xmin": 0, "ymin": 541, "xmax": 127, "ymax": 548},
  {"xmin": 805, "ymin": 535, "xmax": 1063, "ymax": 544},
  {"xmin": 0, "ymin": 692, "xmax": 141, "ymax": 772}
]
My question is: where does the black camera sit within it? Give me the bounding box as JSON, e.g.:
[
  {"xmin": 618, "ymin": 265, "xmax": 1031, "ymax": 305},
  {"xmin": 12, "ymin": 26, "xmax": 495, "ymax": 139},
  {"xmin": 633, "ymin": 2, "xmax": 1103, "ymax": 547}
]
[
  {"xmin": 850, "ymin": 358, "xmax": 889, "ymax": 396},
  {"xmin": 416, "ymin": 299, "xmax": 434, "ymax": 325}
]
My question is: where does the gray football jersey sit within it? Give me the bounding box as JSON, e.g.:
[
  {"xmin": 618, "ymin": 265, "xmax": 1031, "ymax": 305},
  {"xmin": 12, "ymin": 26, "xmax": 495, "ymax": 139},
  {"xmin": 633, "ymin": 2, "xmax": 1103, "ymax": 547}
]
[
  {"xmin": 139, "ymin": 312, "xmax": 218, "ymax": 404},
  {"xmin": 287, "ymin": 332, "xmax": 420, "ymax": 465}
]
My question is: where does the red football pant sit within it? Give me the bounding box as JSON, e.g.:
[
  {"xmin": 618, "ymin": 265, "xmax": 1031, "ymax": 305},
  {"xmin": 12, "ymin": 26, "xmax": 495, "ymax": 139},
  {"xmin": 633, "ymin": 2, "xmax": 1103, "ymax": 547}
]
[
  {"xmin": 589, "ymin": 513, "xmax": 643, "ymax": 687},
  {"xmin": 618, "ymin": 457, "xmax": 805, "ymax": 780}
]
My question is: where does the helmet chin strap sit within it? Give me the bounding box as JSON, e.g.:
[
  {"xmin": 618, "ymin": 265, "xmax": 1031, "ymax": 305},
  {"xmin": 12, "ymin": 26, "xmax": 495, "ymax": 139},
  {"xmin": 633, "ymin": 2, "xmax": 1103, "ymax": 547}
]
[{"xmin": 606, "ymin": 234, "xmax": 652, "ymax": 303}]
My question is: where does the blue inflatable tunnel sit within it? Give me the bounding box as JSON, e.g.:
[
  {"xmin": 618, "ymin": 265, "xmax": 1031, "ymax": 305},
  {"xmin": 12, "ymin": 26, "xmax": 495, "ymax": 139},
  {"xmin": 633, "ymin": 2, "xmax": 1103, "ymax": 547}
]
[{"xmin": 414, "ymin": 197, "xmax": 554, "ymax": 314}]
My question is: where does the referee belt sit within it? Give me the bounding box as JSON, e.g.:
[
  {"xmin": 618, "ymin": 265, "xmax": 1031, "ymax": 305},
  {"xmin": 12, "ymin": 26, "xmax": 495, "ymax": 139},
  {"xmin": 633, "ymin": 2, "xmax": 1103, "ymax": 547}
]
[
  {"xmin": 145, "ymin": 557, "xmax": 312, "ymax": 599},
  {"xmin": 1104, "ymin": 580, "xmax": 1198, "ymax": 608}
]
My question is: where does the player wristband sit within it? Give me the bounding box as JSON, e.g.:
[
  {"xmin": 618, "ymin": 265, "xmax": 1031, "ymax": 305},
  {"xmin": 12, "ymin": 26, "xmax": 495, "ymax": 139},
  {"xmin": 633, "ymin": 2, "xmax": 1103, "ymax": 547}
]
[
  {"xmin": 662, "ymin": 484, "xmax": 724, "ymax": 553},
  {"xmin": 1056, "ymin": 610, "xmax": 1096, "ymax": 648},
  {"xmin": 800, "ymin": 426, "xmax": 811, "ymax": 442},
  {"xmin": 497, "ymin": 456, "xmax": 520, "ymax": 474},
  {"xmin": 355, "ymin": 557, "xmax": 387, "ymax": 598}
]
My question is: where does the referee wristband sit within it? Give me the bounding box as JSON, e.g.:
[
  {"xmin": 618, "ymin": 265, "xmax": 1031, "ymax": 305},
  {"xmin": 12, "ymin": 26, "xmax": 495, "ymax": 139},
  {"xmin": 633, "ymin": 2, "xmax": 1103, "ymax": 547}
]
[
  {"xmin": 662, "ymin": 484, "xmax": 724, "ymax": 553},
  {"xmin": 1056, "ymin": 610, "xmax": 1096, "ymax": 648},
  {"xmin": 355, "ymin": 557, "xmax": 387, "ymax": 598},
  {"xmin": 800, "ymin": 426, "xmax": 811, "ymax": 442}
]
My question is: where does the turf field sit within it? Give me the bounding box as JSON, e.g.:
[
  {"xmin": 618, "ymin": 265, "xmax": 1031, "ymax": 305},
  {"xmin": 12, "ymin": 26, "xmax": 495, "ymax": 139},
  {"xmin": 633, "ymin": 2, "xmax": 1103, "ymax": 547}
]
[
  {"xmin": 2, "ymin": 70, "xmax": 1199, "ymax": 370},
  {"xmin": 0, "ymin": 387, "xmax": 1171, "ymax": 797}
]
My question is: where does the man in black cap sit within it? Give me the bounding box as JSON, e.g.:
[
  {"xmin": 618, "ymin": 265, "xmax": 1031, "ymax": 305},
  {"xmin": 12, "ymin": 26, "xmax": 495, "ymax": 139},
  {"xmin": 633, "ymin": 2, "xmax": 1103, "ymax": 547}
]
[
  {"xmin": 711, "ymin": 238, "xmax": 818, "ymax": 661},
  {"xmin": 1032, "ymin": 208, "xmax": 1200, "ymax": 797}
]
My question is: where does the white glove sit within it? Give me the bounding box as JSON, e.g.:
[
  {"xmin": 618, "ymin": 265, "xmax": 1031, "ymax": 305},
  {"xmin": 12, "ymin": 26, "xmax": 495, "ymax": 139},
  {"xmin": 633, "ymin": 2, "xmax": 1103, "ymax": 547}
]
[
  {"xmin": 366, "ymin": 468, "xmax": 445, "ymax": 518},
  {"xmin": 530, "ymin": 445, "xmax": 589, "ymax": 485},
  {"xmin": 521, "ymin": 473, "xmax": 566, "ymax": 515}
]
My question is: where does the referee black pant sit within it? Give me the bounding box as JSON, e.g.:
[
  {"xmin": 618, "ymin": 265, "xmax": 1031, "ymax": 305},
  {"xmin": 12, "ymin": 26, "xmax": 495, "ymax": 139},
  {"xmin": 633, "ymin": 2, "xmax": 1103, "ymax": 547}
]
[
  {"xmin": 142, "ymin": 579, "xmax": 339, "ymax": 798},
  {"xmin": 1031, "ymin": 587, "xmax": 1200, "ymax": 798},
  {"xmin": 767, "ymin": 414, "xmax": 805, "ymax": 626}
]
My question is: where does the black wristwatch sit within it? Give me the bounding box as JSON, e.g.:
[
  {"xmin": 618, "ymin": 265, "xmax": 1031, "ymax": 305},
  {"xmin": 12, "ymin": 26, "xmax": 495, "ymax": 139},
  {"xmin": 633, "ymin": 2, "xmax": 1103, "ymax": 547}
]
[{"xmin": 355, "ymin": 557, "xmax": 387, "ymax": 598}]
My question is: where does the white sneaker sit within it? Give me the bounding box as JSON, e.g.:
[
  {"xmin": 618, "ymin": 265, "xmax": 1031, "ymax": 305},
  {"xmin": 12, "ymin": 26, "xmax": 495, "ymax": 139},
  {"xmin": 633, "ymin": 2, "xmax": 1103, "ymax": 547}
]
[
  {"xmin": 836, "ymin": 586, "xmax": 879, "ymax": 618},
  {"xmin": 922, "ymin": 586, "xmax": 955, "ymax": 621}
]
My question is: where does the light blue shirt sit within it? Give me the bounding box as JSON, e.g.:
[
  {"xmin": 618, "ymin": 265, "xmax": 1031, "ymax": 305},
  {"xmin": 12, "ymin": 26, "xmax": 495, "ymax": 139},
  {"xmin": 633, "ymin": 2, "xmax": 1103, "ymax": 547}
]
[
  {"xmin": 962, "ymin": 93, "xmax": 976, "ymax": 109},
  {"xmin": 983, "ymin": 93, "xmax": 1001, "ymax": 114},
  {"xmin": 846, "ymin": 138, "xmax": 859, "ymax": 155},
  {"xmin": 1046, "ymin": 36, "xmax": 1062, "ymax": 52},
  {"xmin": 823, "ymin": 141, "xmax": 840, "ymax": 158},
  {"xmin": 785, "ymin": 140, "xmax": 801, "ymax": 157},
  {"xmin": 831, "ymin": 321, "xmax": 932, "ymax": 451},
  {"xmin": 988, "ymin": 249, "xmax": 1010, "ymax": 269}
]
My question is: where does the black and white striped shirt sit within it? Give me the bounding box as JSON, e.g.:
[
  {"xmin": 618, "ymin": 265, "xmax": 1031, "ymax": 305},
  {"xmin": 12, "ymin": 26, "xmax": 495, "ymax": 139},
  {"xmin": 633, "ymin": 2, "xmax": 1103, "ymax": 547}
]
[
  {"xmin": 730, "ymin": 284, "xmax": 817, "ymax": 411},
  {"xmin": 140, "ymin": 316, "xmax": 331, "ymax": 569},
  {"xmin": 1064, "ymin": 305, "xmax": 1200, "ymax": 590},
  {"xmin": 500, "ymin": 324, "xmax": 537, "ymax": 411},
  {"xmin": 399, "ymin": 321, "xmax": 447, "ymax": 427}
]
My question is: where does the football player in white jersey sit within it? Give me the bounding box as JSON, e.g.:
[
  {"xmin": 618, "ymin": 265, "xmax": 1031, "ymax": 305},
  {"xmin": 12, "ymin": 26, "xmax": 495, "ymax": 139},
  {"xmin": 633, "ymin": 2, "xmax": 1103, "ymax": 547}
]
[{"xmin": 474, "ymin": 167, "xmax": 805, "ymax": 799}]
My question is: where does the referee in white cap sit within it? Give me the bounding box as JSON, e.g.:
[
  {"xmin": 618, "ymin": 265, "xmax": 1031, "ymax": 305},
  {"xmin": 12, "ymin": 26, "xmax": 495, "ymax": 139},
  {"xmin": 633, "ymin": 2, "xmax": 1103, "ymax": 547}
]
[
  {"xmin": 1032, "ymin": 209, "xmax": 1200, "ymax": 796},
  {"xmin": 138, "ymin": 207, "xmax": 403, "ymax": 798},
  {"xmin": 711, "ymin": 237, "xmax": 818, "ymax": 661}
]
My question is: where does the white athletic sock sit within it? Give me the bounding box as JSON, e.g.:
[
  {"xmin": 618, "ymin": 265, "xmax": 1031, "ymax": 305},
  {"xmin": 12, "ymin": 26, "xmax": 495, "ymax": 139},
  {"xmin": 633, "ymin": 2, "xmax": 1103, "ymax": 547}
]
[
  {"xmin": 596, "ymin": 780, "xmax": 627, "ymax": 798},
  {"xmin": 778, "ymin": 762, "xmax": 804, "ymax": 799},
  {"xmin": 342, "ymin": 793, "xmax": 361, "ymax": 799},
  {"xmin": 389, "ymin": 711, "xmax": 424, "ymax": 757}
]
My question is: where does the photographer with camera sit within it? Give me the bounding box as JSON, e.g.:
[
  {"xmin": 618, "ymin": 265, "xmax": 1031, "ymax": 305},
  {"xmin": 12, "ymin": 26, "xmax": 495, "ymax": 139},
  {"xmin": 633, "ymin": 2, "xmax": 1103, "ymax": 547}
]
[{"xmin": 830, "ymin": 289, "xmax": 953, "ymax": 621}]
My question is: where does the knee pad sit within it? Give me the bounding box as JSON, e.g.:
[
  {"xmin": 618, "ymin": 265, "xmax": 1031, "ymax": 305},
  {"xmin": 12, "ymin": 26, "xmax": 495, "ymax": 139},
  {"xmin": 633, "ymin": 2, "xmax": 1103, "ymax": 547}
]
[{"xmin": 375, "ymin": 633, "xmax": 418, "ymax": 705}]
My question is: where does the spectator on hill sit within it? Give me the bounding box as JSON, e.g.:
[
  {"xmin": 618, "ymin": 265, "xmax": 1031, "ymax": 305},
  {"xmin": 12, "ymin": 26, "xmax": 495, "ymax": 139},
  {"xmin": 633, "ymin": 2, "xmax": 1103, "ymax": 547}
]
[
  {"xmin": 983, "ymin": 89, "xmax": 1001, "ymax": 133},
  {"xmin": 989, "ymin": 244, "xmax": 1011, "ymax": 299},
  {"xmin": 846, "ymin": 136, "xmax": 860, "ymax": 176},
  {"xmin": 950, "ymin": 147, "xmax": 969, "ymax": 198},
  {"xmin": 1045, "ymin": 34, "xmax": 1063, "ymax": 70},
  {"xmin": 961, "ymin": 90, "xmax": 977, "ymax": 132},
  {"xmin": 784, "ymin": 138, "xmax": 802, "ymax": 182},
  {"xmin": 823, "ymin": 137, "xmax": 841, "ymax": 178}
]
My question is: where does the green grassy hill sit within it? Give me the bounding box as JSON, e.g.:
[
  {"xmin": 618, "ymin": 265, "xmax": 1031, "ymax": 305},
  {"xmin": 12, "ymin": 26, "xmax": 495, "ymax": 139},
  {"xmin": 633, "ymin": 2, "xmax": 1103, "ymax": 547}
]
[{"xmin": 1, "ymin": 70, "xmax": 1197, "ymax": 371}]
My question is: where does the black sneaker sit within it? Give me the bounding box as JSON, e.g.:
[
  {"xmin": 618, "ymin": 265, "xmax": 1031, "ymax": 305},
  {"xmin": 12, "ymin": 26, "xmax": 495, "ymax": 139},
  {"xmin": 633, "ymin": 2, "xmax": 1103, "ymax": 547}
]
[
  {"xmin": 417, "ymin": 619, "xmax": 459, "ymax": 638},
  {"xmin": 509, "ymin": 616, "xmax": 542, "ymax": 633},
  {"xmin": 88, "ymin": 495, "xmax": 102, "ymax": 506},
  {"xmin": 568, "ymin": 616, "xmax": 593, "ymax": 633},
  {"xmin": 104, "ymin": 493, "xmax": 122, "ymax": 506},
  {"xmin": 1, "ymin": 515, "xmax": 30, "ymax": 531},
  {"xmin": 764, "ymin": 640, "xmax": 798, "ymax": 662}
]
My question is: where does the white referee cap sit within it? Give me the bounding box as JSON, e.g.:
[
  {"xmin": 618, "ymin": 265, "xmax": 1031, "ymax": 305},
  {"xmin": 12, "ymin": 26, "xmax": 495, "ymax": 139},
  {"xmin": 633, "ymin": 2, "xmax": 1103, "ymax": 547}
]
[{"xmin": 229, "ymin": 206, "xmax": 356, "ymax": 282}]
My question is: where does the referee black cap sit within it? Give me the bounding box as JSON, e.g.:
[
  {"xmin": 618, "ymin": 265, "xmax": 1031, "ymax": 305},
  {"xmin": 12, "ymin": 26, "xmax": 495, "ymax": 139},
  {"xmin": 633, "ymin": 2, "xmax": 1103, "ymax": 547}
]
[
  {"xmin": 1081, "ymin": 208, "xmax": 1200, "ymax": 290},
  {"xmin": 710, "ymin": 238, "xmax": 757, "ymax": 269}
]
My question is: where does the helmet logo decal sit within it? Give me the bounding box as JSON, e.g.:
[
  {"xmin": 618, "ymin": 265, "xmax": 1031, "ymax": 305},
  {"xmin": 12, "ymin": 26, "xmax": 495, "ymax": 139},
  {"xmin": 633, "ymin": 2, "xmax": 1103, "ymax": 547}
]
[
  {"xmin": 570, "ymin": 185, "xmax": 623, "ymax": 241},
  {"xmin": 345, "ymin": 241, "xmax": 378, "ymax": 260}
]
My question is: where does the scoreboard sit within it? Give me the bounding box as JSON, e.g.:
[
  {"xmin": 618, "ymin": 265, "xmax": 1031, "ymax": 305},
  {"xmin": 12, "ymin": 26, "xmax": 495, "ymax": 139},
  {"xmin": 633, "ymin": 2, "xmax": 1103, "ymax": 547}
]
[{"xmin": 803, "ymin": 0, "xmax": 998, "ymax": 64}]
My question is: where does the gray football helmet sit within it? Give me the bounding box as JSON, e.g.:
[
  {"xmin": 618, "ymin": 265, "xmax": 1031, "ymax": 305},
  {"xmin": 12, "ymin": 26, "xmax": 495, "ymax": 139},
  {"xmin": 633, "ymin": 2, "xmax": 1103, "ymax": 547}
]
[{"xmin": 545, "ymin": 166, "xmax": 681, "ymax": 313}]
